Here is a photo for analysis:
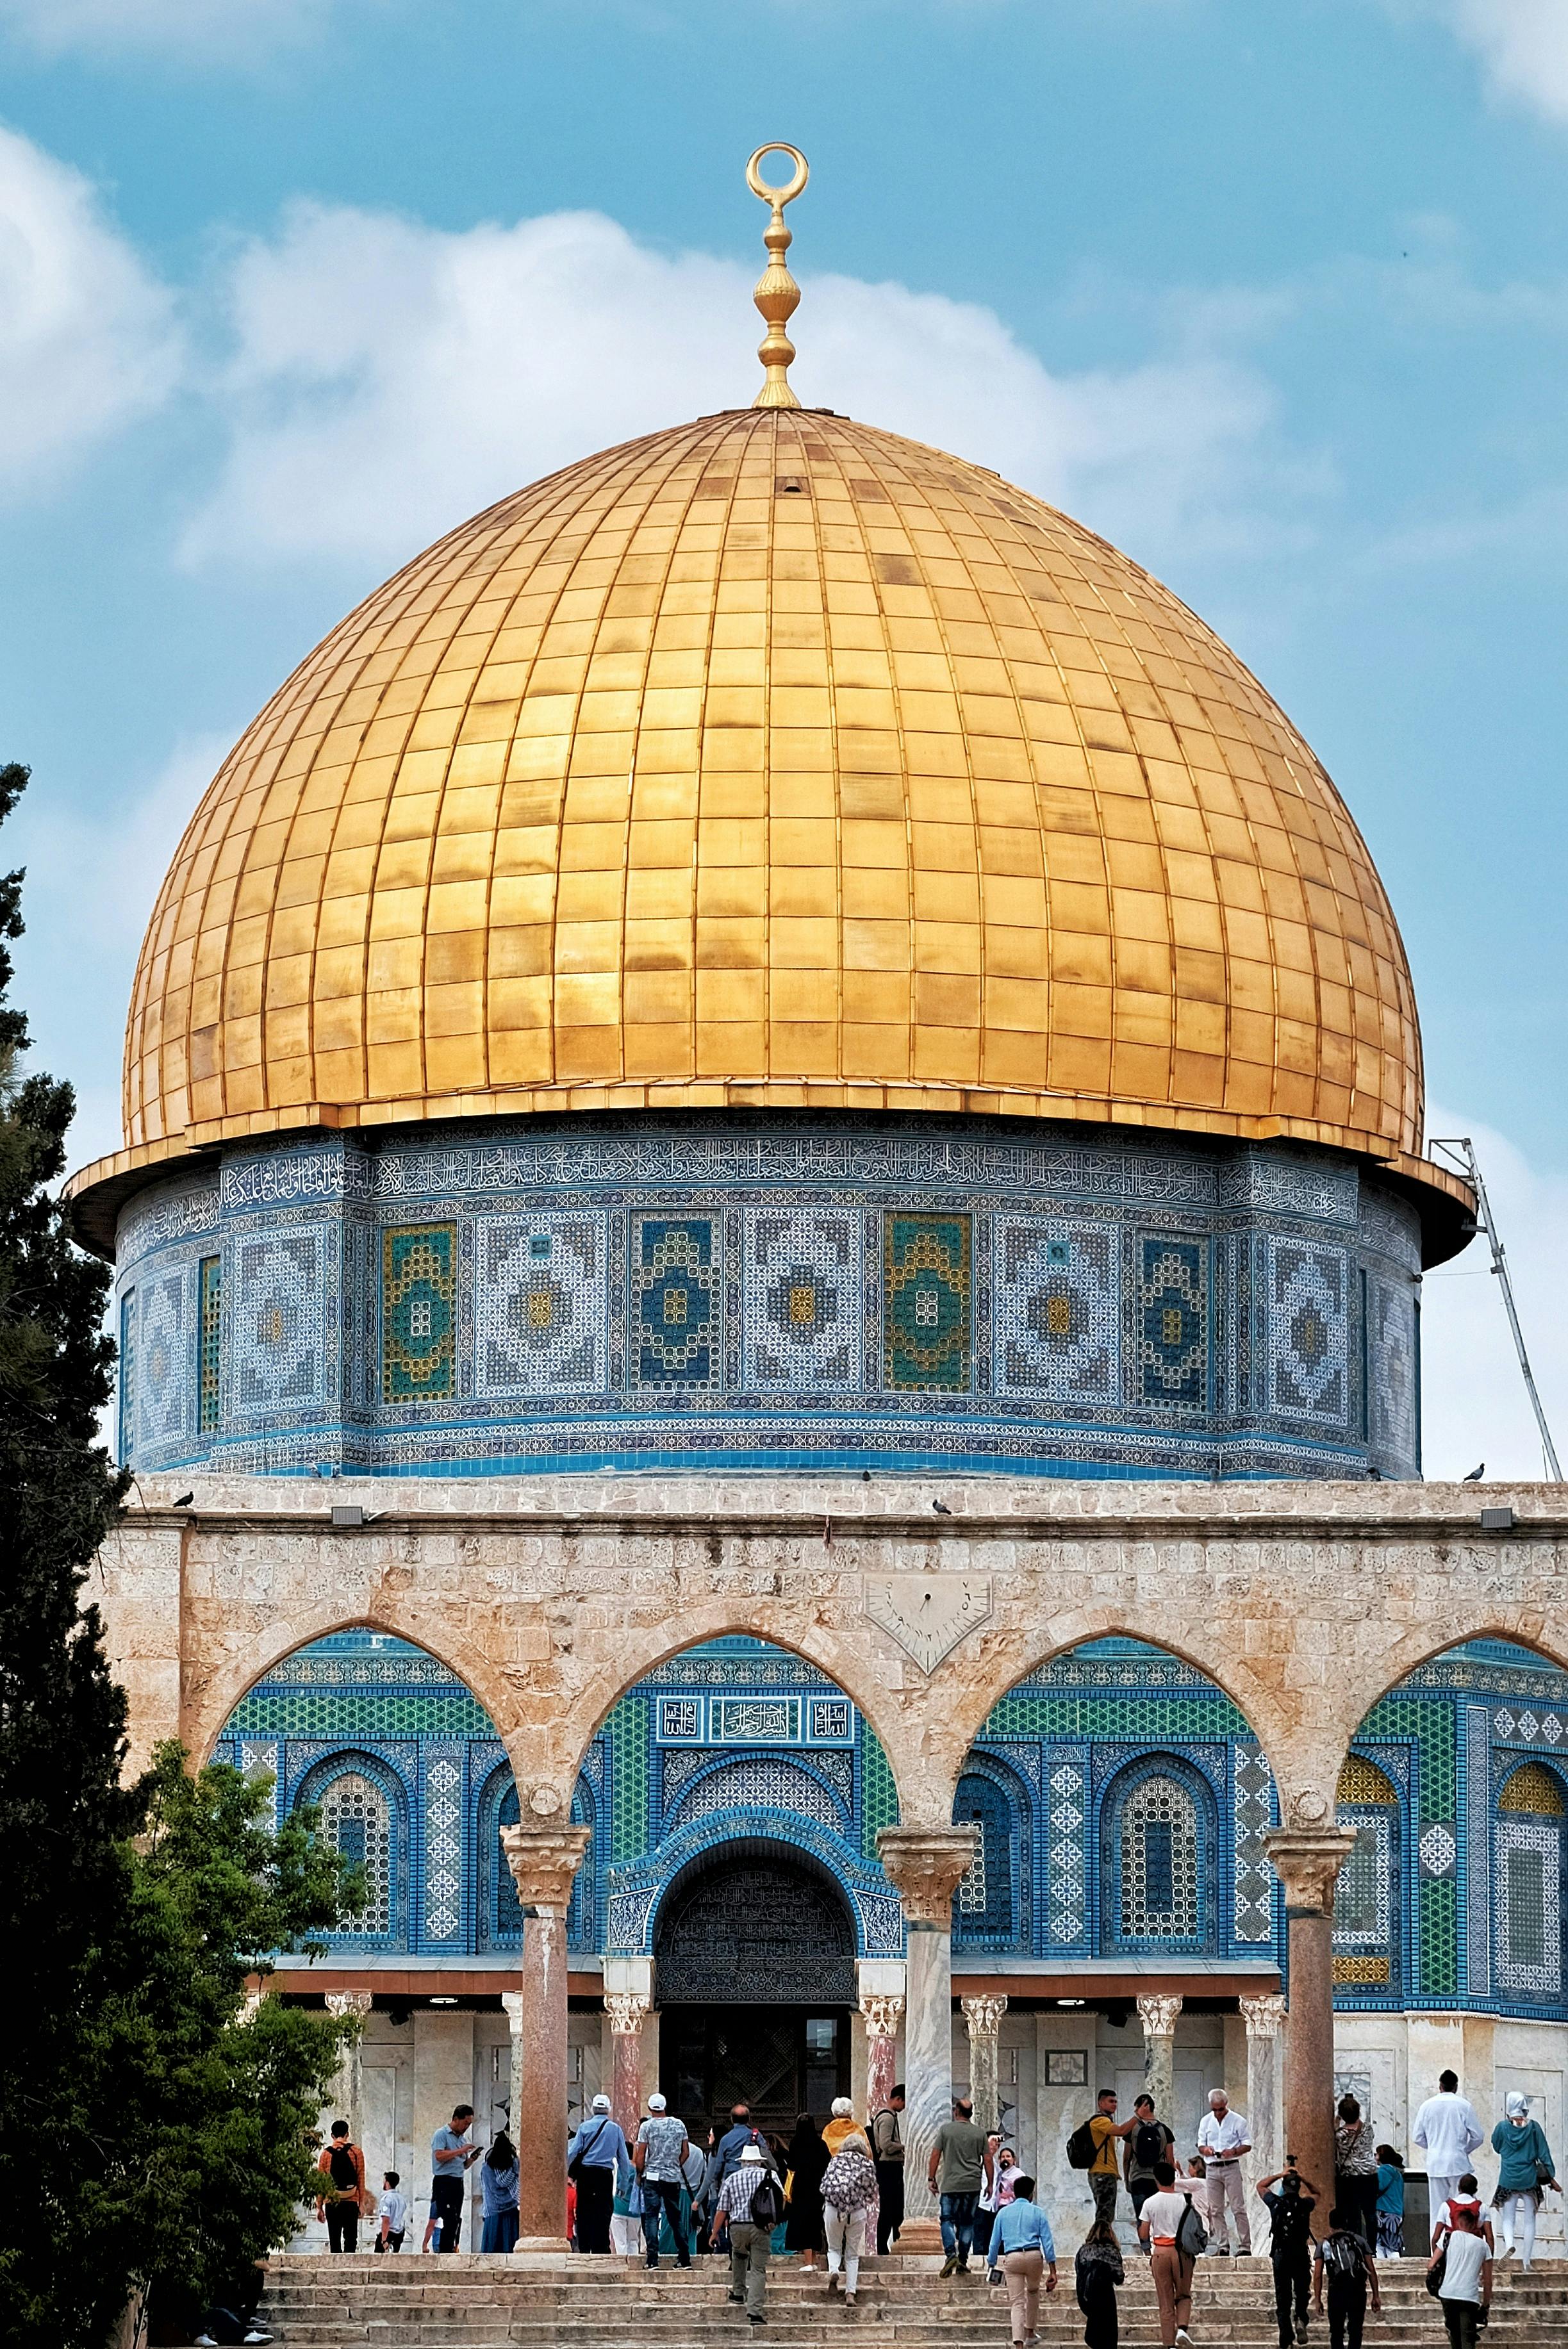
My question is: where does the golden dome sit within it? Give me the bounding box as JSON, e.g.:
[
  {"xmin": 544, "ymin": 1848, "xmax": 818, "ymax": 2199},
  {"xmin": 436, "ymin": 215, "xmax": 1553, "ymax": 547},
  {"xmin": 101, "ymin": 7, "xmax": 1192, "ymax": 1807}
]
[{"xmin": 72, "ymin": 405, "xmax": 1473, "ymax": 1250}]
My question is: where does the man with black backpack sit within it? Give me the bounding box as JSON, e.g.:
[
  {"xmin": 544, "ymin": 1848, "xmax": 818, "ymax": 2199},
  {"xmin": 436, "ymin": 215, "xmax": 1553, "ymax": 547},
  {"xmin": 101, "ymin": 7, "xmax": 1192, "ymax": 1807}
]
[
  {"xmin": 315, "ymin": 2119, "xmax": 368, "ymax": 2253},
  {"xmin": 1257, "ymin": 2157, "xmax": 1320, "ymax": 2348},
  {"xmin": 1066, "ymin": 2088, "xmax": 1136, "ymax": 2232},
  {"xmin": 714, "ymin": 2142, "xmax": 786, "ymax": 2325},
  {"xmin": 1125, "ymin": 2095, "xmax": 1176, "ymax": 2250},
  {"xmin": 1312, "ymin": 2204, "xmax": 1381, "ymax": 2349}
]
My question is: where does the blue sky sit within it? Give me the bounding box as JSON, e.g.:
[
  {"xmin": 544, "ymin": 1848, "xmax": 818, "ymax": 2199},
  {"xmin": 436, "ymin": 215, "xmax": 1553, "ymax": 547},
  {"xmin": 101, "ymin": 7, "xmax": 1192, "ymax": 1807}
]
[{"xmin": 1, "ymin": 0, "xmax": 1564, "ymax": 1474}]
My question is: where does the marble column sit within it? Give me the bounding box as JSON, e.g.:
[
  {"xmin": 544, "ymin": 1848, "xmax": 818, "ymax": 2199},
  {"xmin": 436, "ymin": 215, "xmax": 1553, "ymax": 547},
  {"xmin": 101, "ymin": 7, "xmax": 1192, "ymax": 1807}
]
[
  {"xmin": 861, "ymin": 1991, "xmax": 906, "ymax": 2121},
  {"xmin": 1241, "ymin": 1993, "xmax": 1289, "ymax": 2195},
  {"xmin": 1267, "ymin": 1826, "xmax": 1355, "ymax": 2214},
  {"xmin": 962, "ymin": 1995, "xmax": 1009, "ymax": 2132},
  {"xmin": 604, "ymin": 1993, "xmax": 651, "ymax": 2136},
  {"xmin": 1136, "ymin": 1992, "xmax": 1182, "ymax": 2127},
  {"xmin": 324, "ymin": 1988, "xmax": 374, "ymax": 2144},
  {"xmin": 877, "ymin": 1824, "xmax": 978, "ymax": 2248},
  {"xmin": 501, "ymin": 1821, "xmax": 591, "ymax": 2250},
  {"xmin": 500, "ymin": 1990, "xmax": 525, "ymax": 2129}
]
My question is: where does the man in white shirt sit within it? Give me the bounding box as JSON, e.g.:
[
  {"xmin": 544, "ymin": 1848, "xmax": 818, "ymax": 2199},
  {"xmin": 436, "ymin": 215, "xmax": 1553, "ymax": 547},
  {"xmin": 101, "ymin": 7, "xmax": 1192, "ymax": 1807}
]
[
  {"xmin": 1433, "ymin": 2202, "xmax": 1492, "ymax": 2349},
  {"xmin": 1414, "ymin": 2070, "xmax": 1485, "ymax": 2248},
  {"xmin": 1196, "ymin": 2088, "xmax": 1252, "ymax": 2255}
]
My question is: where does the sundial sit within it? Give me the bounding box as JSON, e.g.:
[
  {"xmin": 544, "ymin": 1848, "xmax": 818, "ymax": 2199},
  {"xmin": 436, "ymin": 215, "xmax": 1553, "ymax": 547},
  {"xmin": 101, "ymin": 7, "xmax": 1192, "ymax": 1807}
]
[{"xmin": 864, "ymin": 1575, "xmax": 993, "ymax": 1673}]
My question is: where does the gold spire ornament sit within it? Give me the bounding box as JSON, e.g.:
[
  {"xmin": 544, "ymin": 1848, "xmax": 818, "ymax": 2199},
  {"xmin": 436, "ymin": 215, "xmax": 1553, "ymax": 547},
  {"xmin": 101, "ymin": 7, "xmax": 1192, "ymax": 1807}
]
[{"xmin": 747, "ymin": 142, "xmax": 809, "ymax": 408}]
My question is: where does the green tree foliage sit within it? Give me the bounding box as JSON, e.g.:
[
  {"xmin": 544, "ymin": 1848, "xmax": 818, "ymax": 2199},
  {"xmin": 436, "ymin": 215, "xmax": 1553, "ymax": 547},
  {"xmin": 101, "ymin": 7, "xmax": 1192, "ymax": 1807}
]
[{"xmin": 0, "ymin": 765, "xmax": 361, "ymax": 2345}]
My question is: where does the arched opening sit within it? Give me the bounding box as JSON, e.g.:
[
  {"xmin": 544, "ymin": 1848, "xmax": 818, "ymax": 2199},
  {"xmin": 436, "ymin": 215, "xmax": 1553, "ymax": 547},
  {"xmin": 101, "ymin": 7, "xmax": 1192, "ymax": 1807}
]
[{"xmin": 654, "ymin": 1839, "xmax": 857, "ymax": 2131}]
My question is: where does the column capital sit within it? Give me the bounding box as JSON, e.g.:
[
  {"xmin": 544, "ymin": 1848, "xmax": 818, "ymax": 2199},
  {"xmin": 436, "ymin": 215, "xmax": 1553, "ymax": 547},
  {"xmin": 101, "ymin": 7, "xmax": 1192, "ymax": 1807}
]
[
  {"xmin": 500, "ymin": 1990, "xmax": 525, "ymax": 2022},
  {"xmin": 860, "ymin": 1992, "xmax": 905, "ymax": 2040},
  {"xmin": 500, "ymin": 1821, "xmax": 591, "ymax": 1914},
  {"xmin": 1265, "ymin": 1825, "xmax": 1357, "ymax": 1916},
  {"xmin": 324, "ymin": 1988, "xmax": 374, "ymax": 2019},
  {"xmin": 961, "ymin": 1992, "xmax": 1009, "ymax": 2039},
  {"xmin": 1136, "ymin": 1991, "xmax": 1183, "ymax": 2038},
  {"xmin": 605, "ymin": 1990, "xmax": 651, "ymax": 2037},
  {"xmin": 877, "ymin": 1823, "xmax": 979, "ymax": 1925},
  {"xmin": 1240, "ymin": 1991, "xmax": 1289, "ymax": 2040}
]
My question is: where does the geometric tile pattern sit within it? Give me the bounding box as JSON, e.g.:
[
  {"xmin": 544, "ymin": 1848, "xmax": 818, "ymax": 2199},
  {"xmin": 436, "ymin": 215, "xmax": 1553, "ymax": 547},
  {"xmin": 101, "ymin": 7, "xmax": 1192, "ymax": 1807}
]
[
  {"xmin": 743, "ymin": 1207, "xmax": 861, "ymax": 1390},
  {"xmin": 993, "ymin": 1218, "xmax": 1119, "ymax": 1402},
  {"xmin": 233, "ymin": 1225, "xmax": 327, "ymax": 1414},
  {"xmin": 1118, "ymin": 1771, "xmax": 1200, "ymax": 1941},
  {"xmin": 1496, "ymin": 1818, "xmax": 1559, "ymax": 1993},
  {"xmin": 475, "ymin": 1212, "xmax": 606, "ymax": 1397},
  {"xmin": 1467, "ymin": 1704, "xmax": 1492, "ymax": 2000},
  {"xmin": 383, "ymin": 1223, "xmax": 456, "ymax": 1403},
  {"xmin": 1267, "ymin": 1238, "xmax": 1349, "ymax": 1424},
  {"xmin": 1370, "ymin": 1276, "xmax": 1417, "ymax": 1466},
  {"xmin": 884, "ymin": 1212, "xmax": 971, "ymax": 1392},
  {"xmin": 1137, "ymin": 1236, "xmax": 1207, "ymax": 1406},
  {"xmin": 668, "ymin": 1759, "xmax": 846, "ymax": 1835},
  {"xmin": 198, "ymin": 1255, "xmax": 222, "ymax": 1433},
  {"xmin": 138, "ymin": 1264, "xmax": 190, "ymax": 1447},
  {"xmin": 1233, "ymin": 1743, "xmax": 1275, "ymax": 1943},
  {"xmin": 118, "ymin": 1288, "xmax": 137, "ymax": 1463},
  {"xmin": 1047, "ymin": 1756, "xmax": 1088, "ymax": 1944},
  {"xmin": 632, "ymin": 1215, "xmax": 719, "ymax": 1391},
  {"xmin": 424, "ymin": 1751, "xmax": 462, "ymax": 1940},
  {"xmin": 1419, "ymin": 1822, "xmax": 1457, "ymax": 1879}
]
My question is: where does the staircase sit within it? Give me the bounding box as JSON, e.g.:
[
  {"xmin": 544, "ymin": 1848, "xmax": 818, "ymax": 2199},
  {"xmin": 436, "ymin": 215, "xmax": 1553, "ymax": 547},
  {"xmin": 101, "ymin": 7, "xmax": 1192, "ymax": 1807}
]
[{"xmin": 260, "ymin": 2251, "xmax": 1568, "ymax": 2346}]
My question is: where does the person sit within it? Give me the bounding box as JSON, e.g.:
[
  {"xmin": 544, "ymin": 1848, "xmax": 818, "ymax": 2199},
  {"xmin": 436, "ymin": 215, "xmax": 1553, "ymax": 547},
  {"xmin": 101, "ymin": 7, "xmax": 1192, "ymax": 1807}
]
[
  {"xmin": 1124, "ymin": 2094, "xmax": 1176, "ymax": 2250},
  {"xmin": 566, "ymin": 2092, "xmax": 629, "ymax": 2255},
  {"xmin": 820, "ymin": 2119, "xmax": 877, "ymax": 2307},
  {"xmin": 977, "ymin": 2141, "xmax": 1019, "ymax": 2262},
  {"xmin": 479, "ymin": 2130, "xmax": 520, "ymax": 2254},
  {"xmin": 315, "ymin": 2120, "xmax": 368, "ymax": 2253},
  {"xmin": 782, "ymin": 2112, "xmax": 827, "ymax": 2268},
  {"xmin": 1075, "ymin": 2213, "xmax": 1125, "ymax": 2349},
  {"xmin": 928, "ymin": 2094, "xmax": 994, "ymax": 2275},
  {"xmin": 634, "ymin": 2091, "xmax": 692, "ymax": 2270},
  {"xmin": 1082, "ymin": 2088, "xmax": 1136, "ymax": 2232},
  {"xmin": 714, "ymin": 2142, "xmax": 784, "ymax": 2327},
  {"xmin": 375, "ymin": 2170, "xmax": 408, "ymax": 2254},
  {"xmin": 716, "ymin": 2101, "xmax": 770, "ymax": 2182},
  {"xmin": 821, "ymin": 2095, "xmax": 862, "ymax": 2156},
  {"xmin": 429, "ymin": 2103, "xmax": 481, "ymax": 2254},
  {"xmin": 1256, "ymin": 2157, "xmax": 1319, "ymax": 2349},
  {"xmin": 1490, "ymin": 2090, "xmax": 1558, "ymax": 2271},
  {"xmin": 1414, "ymin": 2070, "xmax": 1485, "ymax": 2246},
  {"xmin": 1435, "ymin": 2175, "xmax": 1493, "ymax": 2253},
  {"xmin": 987, "ymin": 2173, "xmax": 1058, "ymax": 2349},
  {"xmin": 1373, "ymin": 2146, "xmax": 1404, "ymax": 2260},
  {"xmin": 872, "ymin": 2083, "xmax": 906, "ymax": 2255},
  {"xmin": 1196, "ymin": 2086, "xmax": 1252, "ymax": 2255},
  {"xmin": 1312, "ymin": 2205, "xmax": 1380, "ymax": 2349},
  {"xmin": 1333, "ymin": 2094, "xmax": 1378, "ymax": 2250},
  {"xmin": 192, "ymin": 2259, "xmax": 272, "ymax": 2346},
  {"xmin": 1432, "ymin": 2200, "xmax": 1492, "ymax": 2349},
  {"xmin": 1137, "ymin": 2160, "xmax": 1201, "ymax": 2349}
]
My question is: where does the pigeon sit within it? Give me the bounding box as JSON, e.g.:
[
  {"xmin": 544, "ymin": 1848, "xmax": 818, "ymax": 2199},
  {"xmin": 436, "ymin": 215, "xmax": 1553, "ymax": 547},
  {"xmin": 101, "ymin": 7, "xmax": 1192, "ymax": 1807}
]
[
  {"xmin": 172, "ymin": 1491, "xmax": 194, "ymax": 1507},
  {"xmin": 932, "ymin": 1498, "xmax": 952, "ymax": 1515},
  {"xmin": 1463, "ymin": 1463, "xmax": 1485, "ymax": 1481}
]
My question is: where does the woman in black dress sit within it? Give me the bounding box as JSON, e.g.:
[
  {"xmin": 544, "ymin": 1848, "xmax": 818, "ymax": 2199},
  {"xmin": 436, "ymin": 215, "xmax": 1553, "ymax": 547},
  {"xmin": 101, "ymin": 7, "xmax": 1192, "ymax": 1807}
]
[{"xmin": 784, "ymin": 2113, "xmax": 829, "ymax": 2268}]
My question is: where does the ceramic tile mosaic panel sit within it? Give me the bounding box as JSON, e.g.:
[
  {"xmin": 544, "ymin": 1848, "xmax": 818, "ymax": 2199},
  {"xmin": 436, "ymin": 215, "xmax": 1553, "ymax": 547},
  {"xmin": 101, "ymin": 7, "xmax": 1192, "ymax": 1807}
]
[
  {"xmin": 474, "ymin": 1212, "xmax": 606, "ymax": 1397},
  {"xmin": 884, "ymin": 1211, "xmax": 971, "ymax": 1392},
  {"xmin": 234, "ymin": 1224, "xmax": 327, "ymax": 1415},
  {"xmin": 383, "ymin": 1223, "xmax": 456, "ymax": 1403},
  {"xmin": 1137, "ymin": 1235, "xmax": 1207, "ymax": 1406},
  {"xmin": 993, "ymin": 1218, "xmax": 1119, "ymax": 1403},
  {"xmin": 1268, "ymin": 1239, "xmax": 1349, "ymax": 1425},
  {"xmin": 632, "ymin": 1214, "xmax": 719, "ymax": 1391},
  {"xmin": 743, "ymin": 1207, "xmax": 862, "ymax": 1390},
  {"xmin": 138, "ymin": 1264, "xmax": 190, "ymax": 1449},
  {"xmin": 198, "ymin": 1255, "xmax": 222, "ymax": 1433}
]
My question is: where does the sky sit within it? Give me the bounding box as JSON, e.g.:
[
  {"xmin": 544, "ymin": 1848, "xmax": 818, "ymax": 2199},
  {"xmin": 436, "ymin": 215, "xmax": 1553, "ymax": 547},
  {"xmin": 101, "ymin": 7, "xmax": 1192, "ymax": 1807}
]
[{"xmin": 0, "ymin": 0, "xmax": 1563, "ymax": 1478}]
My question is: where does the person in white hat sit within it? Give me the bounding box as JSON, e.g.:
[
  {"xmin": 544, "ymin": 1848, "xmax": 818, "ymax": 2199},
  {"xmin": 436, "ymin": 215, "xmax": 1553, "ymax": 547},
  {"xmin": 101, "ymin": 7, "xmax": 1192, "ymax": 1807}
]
[
  {"xmin": 634, "ymin": 2092, "xmax": 692, "ymax": 2270},
  {"xmin": 566, "ymin": 2093, "xmax": 630, "ymax": 2255},
  {"xmin": 714, "ymin": 2143, "xmax": 786, "ymax": 2325}
]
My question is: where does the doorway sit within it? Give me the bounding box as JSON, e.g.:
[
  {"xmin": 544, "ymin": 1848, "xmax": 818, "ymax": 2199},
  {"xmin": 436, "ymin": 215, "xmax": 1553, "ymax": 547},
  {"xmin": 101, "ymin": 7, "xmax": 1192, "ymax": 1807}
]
[{"xmin": 660, "ymin": 2005, "xmax": 851, "ymax": 2136}]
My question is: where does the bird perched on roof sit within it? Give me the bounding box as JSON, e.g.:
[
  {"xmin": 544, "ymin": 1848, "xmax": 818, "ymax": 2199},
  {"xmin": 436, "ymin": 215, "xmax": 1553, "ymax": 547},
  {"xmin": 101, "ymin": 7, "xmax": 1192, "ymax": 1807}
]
[
  {"xmin": 932, "ymin": 1499, "xmax": 952, "ymax": 1515},
  {"xmin": 1463, "ymin": 1463, "xmax": 1485, "ymax": 1481}
]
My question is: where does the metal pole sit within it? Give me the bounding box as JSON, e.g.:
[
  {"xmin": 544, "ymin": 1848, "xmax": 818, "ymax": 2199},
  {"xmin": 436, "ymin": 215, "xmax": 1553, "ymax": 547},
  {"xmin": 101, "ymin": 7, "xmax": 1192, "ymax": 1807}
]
[{"xmin": 1432, "ymin": 1137, "xmax": 1562, "ymax": 1480}]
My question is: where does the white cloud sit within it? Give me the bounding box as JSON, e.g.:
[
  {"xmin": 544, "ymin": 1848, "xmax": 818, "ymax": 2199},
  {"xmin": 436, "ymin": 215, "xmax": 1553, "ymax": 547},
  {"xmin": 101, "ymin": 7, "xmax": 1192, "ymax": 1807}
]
[
  {"xmin": 1419, "ymin": 1107, "xmax": 1568, "ymax": 1481},
  {"xmin": 1444, "ymin": 0, "xmax": 1568, "ymax": 122},
  {"xmin": 0, "ymin": 126, "xmax": 179, "ymax": 492},
  {"xmin": 8, "ymin": 736, "xmax": 229, "ymax": 1169},
  {"xmin": 183, "ymin": 199, "xmax": 1291, "ymax": 571},
  {"xmin": 0, "ymin": 0, "xmax": 368, "ymax": 61}
]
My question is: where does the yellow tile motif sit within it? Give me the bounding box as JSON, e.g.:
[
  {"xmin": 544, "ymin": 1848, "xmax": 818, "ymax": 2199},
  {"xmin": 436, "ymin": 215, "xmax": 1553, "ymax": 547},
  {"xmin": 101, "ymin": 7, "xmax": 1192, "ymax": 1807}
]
[{"xmin": 117, "ymin": 407, "xmax": 1424, "ymax": 1169}]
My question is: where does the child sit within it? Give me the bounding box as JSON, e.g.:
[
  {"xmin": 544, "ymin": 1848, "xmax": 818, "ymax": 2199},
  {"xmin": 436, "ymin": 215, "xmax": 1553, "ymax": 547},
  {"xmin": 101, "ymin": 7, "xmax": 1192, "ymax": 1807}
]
[
  {"xmin": 375, "ymin": 2171, "xmax": 408, "ymax": 2254},
  {"xmin": 1435, "ymin": 2177, "xmax": 1494, "ymax": 2255},
  {"xmin": 421, "ymin": 2198, "xmax": 442, "ymax": 2254},
  {"xmin": 1312, "ymin": 2206, "xmax": 1381, "ymax": 2349},
  {"xmin": 1373, "ymin": 2146, "xmax": 1403, "ymax": 2259}
]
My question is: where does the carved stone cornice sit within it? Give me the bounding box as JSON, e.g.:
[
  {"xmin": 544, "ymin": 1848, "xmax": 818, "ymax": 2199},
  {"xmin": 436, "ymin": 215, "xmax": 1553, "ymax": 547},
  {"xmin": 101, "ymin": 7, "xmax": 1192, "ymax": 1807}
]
[
  {"xmin": 605, "ymin": 1991, "xmax": 651, "ymax": 2037},
  {"xmin": 324, "ymin": 1988, "xmax": 374, "ymax": 2018},
  {"xmin": 500, "ymin": 1822, "xmax": 592, "ymax": 1914},
  {"xmin": 1240, "ymin": 1991, "xmax": 1289, "ymax": 2039},
  {"xmin": 1265, "ymin": 1826, "xmax": 1358, "ymax": 1916},
  {"xmin": 877, "ymin": 1824, "xmax": 980, "ymax": 1925},
  {"xmin": 961, "ymin": 1993, "xmax": 1009, "ymax": 2040},
  {"xmin": 1136, "ymin": 1993, "xmax": 1183, "ymax": 2038}
]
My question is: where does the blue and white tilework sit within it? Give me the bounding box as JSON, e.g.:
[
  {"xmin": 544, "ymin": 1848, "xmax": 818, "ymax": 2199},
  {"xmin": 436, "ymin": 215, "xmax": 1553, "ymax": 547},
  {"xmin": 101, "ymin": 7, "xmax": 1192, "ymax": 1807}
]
[
  {"xmin": 138, "ymin": 1265, "xmax": 192, "ymax": 1450},
  {"xmin": 112, "ymin": 1114, "xmax": 1423, "ymax": 1479},
  {"xmin": 474, "ymin": 1212, "xmax": 607, "ymax": 1397}
]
